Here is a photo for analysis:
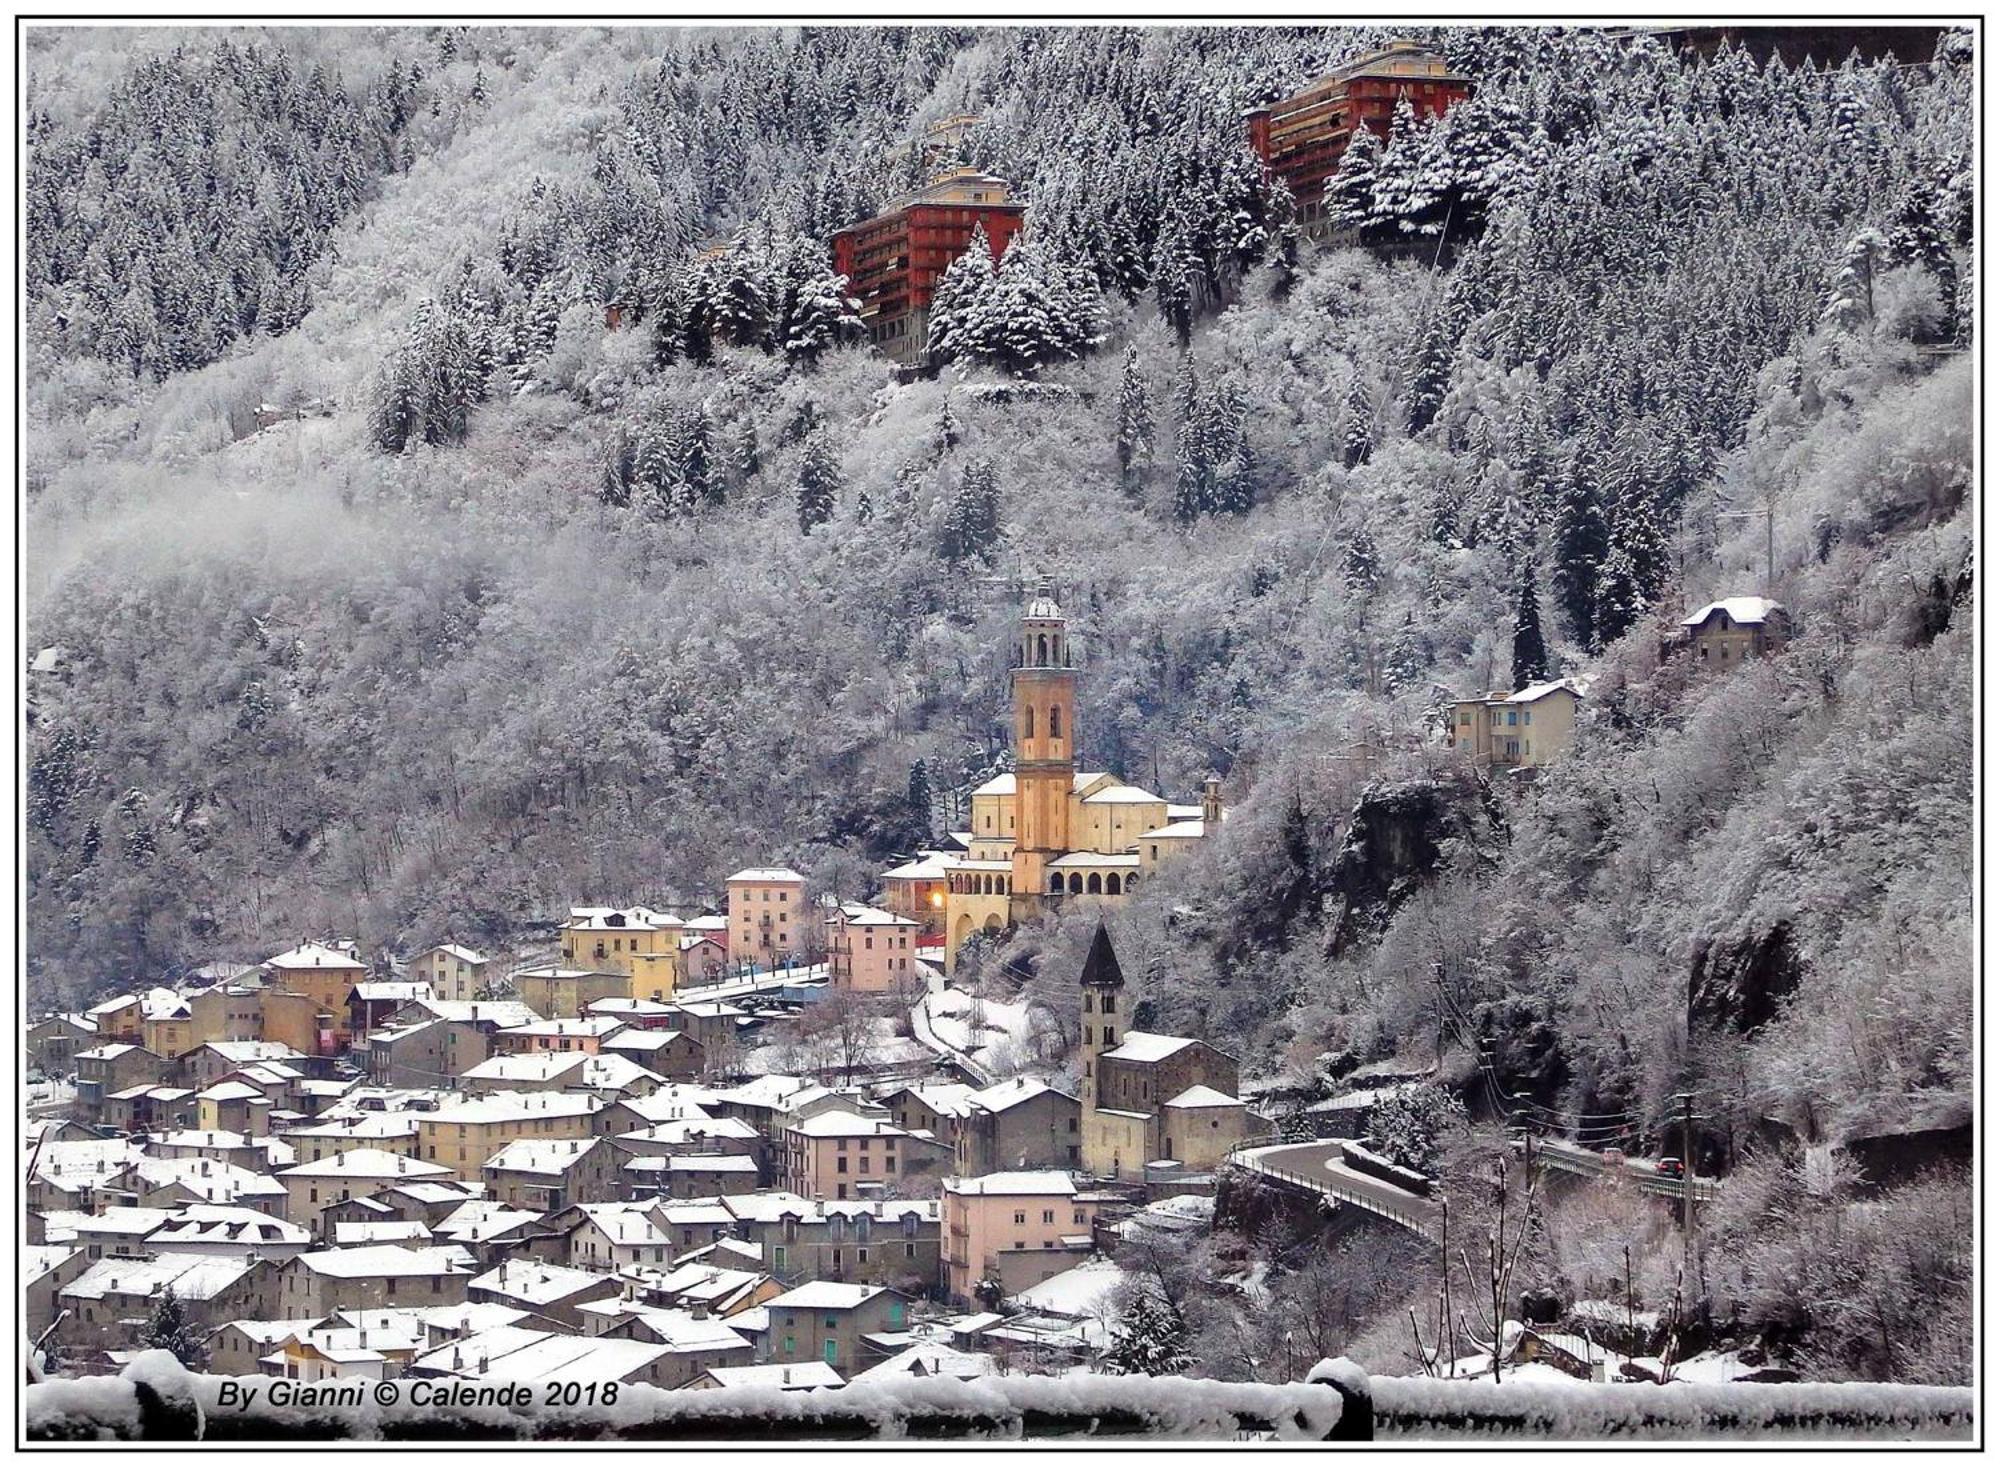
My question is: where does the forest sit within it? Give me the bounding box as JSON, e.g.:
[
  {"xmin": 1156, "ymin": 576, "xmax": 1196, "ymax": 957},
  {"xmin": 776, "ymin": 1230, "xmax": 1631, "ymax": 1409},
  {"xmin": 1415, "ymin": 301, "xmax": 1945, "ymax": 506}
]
[{"xmin": 23, "ymin": 24, "xmax": 1974, "ymax": 1383}]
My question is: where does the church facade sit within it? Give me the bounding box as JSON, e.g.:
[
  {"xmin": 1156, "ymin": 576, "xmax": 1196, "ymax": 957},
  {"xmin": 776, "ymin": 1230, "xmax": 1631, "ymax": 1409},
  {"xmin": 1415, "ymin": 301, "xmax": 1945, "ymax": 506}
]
[{"xmin": 937, "ymin": 593, "xmax": 1224, "ymax": 974}]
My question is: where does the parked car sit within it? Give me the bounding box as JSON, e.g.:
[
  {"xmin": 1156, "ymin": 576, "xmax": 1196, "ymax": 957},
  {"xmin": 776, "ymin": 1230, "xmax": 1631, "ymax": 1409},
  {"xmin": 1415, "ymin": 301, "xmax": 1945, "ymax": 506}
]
[
  {"xmin": 1655, "ymin": 1156, "xmax": 1685, "ymax": 1178},
  {"xmin": 1601, "ymin": 1147, "xmax": 1625, "ymax": 1167}
]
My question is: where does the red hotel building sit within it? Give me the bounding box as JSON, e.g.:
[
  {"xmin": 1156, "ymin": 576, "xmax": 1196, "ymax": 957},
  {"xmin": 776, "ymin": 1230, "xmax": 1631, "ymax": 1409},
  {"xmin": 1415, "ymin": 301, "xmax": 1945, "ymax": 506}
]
[
  {"xmin": 829, "ymin": 168, "xmax": 1026, "ymax": 366},
  {"xmin": 1245, "ymin": 41, "xmax": 1472, "ymax": 230}
]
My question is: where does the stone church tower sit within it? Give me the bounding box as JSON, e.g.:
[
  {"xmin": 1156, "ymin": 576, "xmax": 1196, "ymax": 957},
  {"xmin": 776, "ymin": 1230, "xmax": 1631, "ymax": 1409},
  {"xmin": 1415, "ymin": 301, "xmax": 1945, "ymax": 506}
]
[
  {"xmin": 1008, "ymin": 590, "xmax": 1077, "ymax": 924},
  {"xmin": 1077, "ymin": 919, "xmax": 1125, "ymax": 1123}
]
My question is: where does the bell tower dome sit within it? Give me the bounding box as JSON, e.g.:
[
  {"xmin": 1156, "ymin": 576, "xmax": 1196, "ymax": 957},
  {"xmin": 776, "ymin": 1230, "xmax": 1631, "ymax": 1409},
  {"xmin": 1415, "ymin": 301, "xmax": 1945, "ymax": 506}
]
[{"xmin": 1009, "ymin": 586, "xmax": 1077, "ymax": 922}]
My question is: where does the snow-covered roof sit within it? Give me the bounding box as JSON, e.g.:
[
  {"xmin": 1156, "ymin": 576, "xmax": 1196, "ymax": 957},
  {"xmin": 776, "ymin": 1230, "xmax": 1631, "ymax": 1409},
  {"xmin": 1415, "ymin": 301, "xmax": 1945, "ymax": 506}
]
[
  {"xmin": 265, "ymin": 943, "xmax": 365, "ymax": 971},
  {"xmin": 878, "ymin": 852, "xmax": 956, "ymax": 881},
  {"xmin": 434, "ymin": 1201, "xmax": 542, "ymax": 1244},
  {"xmin": 766, "ymin": 1280, "xmax": 886, "ymax": 1312},
  {"xmin": 411, "ymin": 999, "xmax": 544, "ymax": 1027},
  {"xmin": 1506, "ymin": 678, "xmax": 1584, "ymax": 705},
  {"xmin": 293, "ymin": 1245, "xmax": 474, "ymax": 1279},
  {"xmin": 420, "ymin": 943, "xmax": 489, "ymax": 964},
  {"xmin": 1163, "ymin": 1084, "xmax": 1242, "ymax": 1109},
  {"xmin": 197, "ymin": 1081, "xmax": 265, "ymax": 1102},
  {"xmin": 411, "ymin": 1324, "xmax": 671, "ymax": 1383},
  {"xmin": 943, "ymin": 1170, "xmax": 1076, "ymax": 1197},
  {"xmin": 471, "ymin": 1260, "xmax": 615, "ymax": 1305},
  {"xmin": 1048, "ymin": 852, "xmax": 1141, "ymax": 868},
  {"xmin": 1137, "ymin": 819, "xmax": 1206, "ymax": 840},
  {"xmin": 700, "ymin": 1362, "xmax": 841, "ymax": 1391},
  {"xmin": 280, "ymin": 1148, "xmax": 453, "ymax": 1180},
  {"xmin": 854, "ymin": 1343, "xmax": 997, "ymax": 1383},
  {"xmin": 64, "ymin": 1253, "xmax": 258, "ymax": 1302},
  {"xmin": 835, "ymin": 902, "xmax": 918, "ymax": 927},
  {"xmin": 1681, "ymin": 596, "xmax": 1784, "ymax": 628},
  {"xmin": 1007, "ymin": 1257, "xmax": 1125, "ymax": 1318},
  {"xmin": 787, "ymin": 1109, "xmax": 907, "ymax": 1139},
  {"xmin": 1100, "ymin": 1031, "xmax": 1197, "ymax": 1063},
  {"xmin": 575, "ymin": 1299, "xmax": 753, "ymax": 1352},
  {"xmin": 484, "ymin": 1136, "xmax": 603, "ymax": 1175},
  {"xmin": 425, "ymin": 1091, "xmax": 605, "ymax": 1125},
  {"xmin": 726, "ymin": 868, "xmax": 805, "ymax": 884},
  {"xmin": 1082, "ymin": 784, "xmax": 1164, "ymax": 805},
  {"xmin": 967, "ymin": 1076, "xmax": 1071, "ymax": 1113},
  {"xmin": 352, "ymin": 981, "xmax": 433, "ymax": 1003},
  {"xmin": 201, "ymin": 1040, "xmax": 306, "ymax": 1063}
]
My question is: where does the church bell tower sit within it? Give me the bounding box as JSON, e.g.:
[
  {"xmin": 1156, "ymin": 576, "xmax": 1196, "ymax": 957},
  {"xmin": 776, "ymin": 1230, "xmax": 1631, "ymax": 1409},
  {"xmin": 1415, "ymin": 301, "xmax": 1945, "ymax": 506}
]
[{"xmin": 1009, "ymin": 588, "xmax": 1077, "ymax": 923}]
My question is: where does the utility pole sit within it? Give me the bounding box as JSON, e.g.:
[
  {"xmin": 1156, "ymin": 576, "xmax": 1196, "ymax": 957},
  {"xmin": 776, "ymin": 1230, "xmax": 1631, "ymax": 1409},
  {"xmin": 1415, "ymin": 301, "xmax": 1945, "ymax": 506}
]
[{"xmin": 1675, "ymin": 1091, "xmax": 1699, "ymax": 1307}]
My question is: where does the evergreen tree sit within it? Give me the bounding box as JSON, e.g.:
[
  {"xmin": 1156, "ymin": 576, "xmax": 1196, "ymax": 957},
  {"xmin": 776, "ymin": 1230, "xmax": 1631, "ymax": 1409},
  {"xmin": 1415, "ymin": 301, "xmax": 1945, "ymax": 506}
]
[
  {"xmin": 1510, "ymin": 559, "xmax": 1551, "ymax": 689},
  {"xmin": 681, "ymin": 406, "xmax": 723, "ymax": 508},
  {"xmin": 795, "ymin": 430, "xmax": 840, "ymax": 534},
  {"xmin": 924, "ymin": 225, "xmax": 995, "ymax": 367},
  {"xmin": 906, "ymin": 759, "xmax": 933, "ymax": 837},
  {"xmin": 1342, "ymin": 374, "xmax": 1377, "ymax": 468},
  {"xmin": 1324, "ymin": 122, "xmax": 1384, "ymax": 233},
  {"xmin": 934, "ymin": 395, "xmax": 960, "ymax": 458},
  {"xmin": 1115, "ymin": 346, "xmax": 1154, "ymax": 485},
  {"xmin": 142, "ymin": 1286, "xmax": 205, "ymax": 1368},
  {"xmin": 940, "ymin": 459, "xmax": 1001, "ymax": 563},
  {"xmin": 1105, "ymin": 1289, "xmax": 1193, "ymax": 1376},
  {"xmin": 1550, "ymin": 449, "xmax": 1608, "ymax": 649}
]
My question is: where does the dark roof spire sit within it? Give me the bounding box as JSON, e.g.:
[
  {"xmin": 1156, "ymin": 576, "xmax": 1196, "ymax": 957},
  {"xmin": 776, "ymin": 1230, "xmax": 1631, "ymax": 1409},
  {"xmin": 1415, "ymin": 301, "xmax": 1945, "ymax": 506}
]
[{"xmin": 1078, "ymin": 919, "xmax": 1124, "ymax": 990}]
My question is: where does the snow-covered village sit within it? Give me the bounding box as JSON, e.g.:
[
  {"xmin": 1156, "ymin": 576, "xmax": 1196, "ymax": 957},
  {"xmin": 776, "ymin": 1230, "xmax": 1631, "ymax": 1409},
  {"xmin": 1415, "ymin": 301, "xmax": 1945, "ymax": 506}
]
[{"xmin": 19, "ymin": 19, "xmax": 1977, "ymax": 1448}]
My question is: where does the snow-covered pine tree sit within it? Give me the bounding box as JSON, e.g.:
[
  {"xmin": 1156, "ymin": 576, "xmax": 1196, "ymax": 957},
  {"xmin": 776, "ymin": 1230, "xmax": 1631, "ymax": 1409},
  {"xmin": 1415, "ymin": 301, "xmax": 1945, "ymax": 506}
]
[
  {"xmin": 1550, "ymin": 447, "xmax": 1608, "ymax": 649},
  {"xmin": 1511, "ymin": 559, "xmax": 1550, "ymax": 690},
  {"xmin": 795, "ymin": 430, "xmax": 840, "ymax": 534},
  {"xmin": 142, "ymin": 1286, "xmax": 206, "ymax": 1369},
  {"xmin": 1105, "ymin": 1288, "xmax": 1193, "ymax": 1376},
  {"xmin": 1115, "ymin": 346, "xmax": 1154, "ymax": 485},
  {"xmin": 923, "ymin": 225, "xmax": 995, "ymax": 368},
  {"xmin": 1324, "ymin": 122, "xmax": 1384, "ymax": 235},
  {"xmin": 940, "ymin": 459, "xmax": 1000, "ymax": 564},
  {"xmin": 1342, "ymin": 373, "xmax": 1377, "ymax": 468}
]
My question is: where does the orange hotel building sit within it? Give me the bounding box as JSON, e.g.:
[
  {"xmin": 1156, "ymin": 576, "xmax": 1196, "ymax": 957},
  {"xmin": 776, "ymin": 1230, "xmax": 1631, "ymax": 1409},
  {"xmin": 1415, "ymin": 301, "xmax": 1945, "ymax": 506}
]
[{"xmin": 829, "ymin": 168, "xmax": 1025, "ymax": 366}]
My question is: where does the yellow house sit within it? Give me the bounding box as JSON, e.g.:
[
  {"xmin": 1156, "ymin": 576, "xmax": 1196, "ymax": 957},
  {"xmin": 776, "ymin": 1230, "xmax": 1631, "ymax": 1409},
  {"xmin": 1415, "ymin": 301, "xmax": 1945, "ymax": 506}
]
[
  {"xmin": 560, "ymin": 908, "xmax": 684, "ymax": 977},
  {"xmin": 1446, "ymin": 680, "xmax": 1582, "ymax": 771},
  {"xmin": 141, "ymin": 990, "xmax": 196, "ymax": 1060},
  {"xmin": 415, "ymin": 1091, "xmax": 607, "ymax": 1181},
  {"xmin": 263, "ymin": 943, "xmax": 369, "ymax": 1052},
  {"xmin": 188, "ymin": 985, "xmax": 264, "ymax": 1048}
]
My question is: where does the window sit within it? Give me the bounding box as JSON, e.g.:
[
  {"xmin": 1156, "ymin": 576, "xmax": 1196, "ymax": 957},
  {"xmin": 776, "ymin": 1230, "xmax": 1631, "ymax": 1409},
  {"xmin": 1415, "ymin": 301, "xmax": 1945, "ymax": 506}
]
[
  {"xmin": 824, "ymin": 1341, "xmax": 838, "ymax": 1366},
  {"xmin": 1042, "ymin": 1209, "xmax": 1055, "ymax": 1225},
  {"xmin": 1014, "ymin": 1210, "xmax": 1027, "ymax": 1225},
  {"xmin": 838, "ymin": 1157, "xmax": 849, "ymax": 1174},
  {"xmin": 1507, "ymin": 711, "xmax": 1518, "ymax": 726},
  {"xmin": 1522, "ymin": 709, "xmax": 1532, "ymax": 725},
  {"xmin": 1103, "ymin": 994, "xmax": 1115, "ymax": 1014},
  {"xmin": 1049, "ymin": 706, "xmax": 1062, "ymax": 740},
  {"xmin": 784, "ymin": 1336, "xmax": 795, "ymax": 1354},
  {"xmin": 1102, "ymin": 1026, "xmax": 1114, "ymax": 1045}
]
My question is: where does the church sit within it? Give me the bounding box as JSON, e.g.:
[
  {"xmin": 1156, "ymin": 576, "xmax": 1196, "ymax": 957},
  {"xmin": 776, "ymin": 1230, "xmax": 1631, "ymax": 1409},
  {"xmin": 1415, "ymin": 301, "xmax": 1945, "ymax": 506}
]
[
  {"xmin": 936, "ymin": 592, "xmax": 1224, "ymax": 973},
  {"xmin": 1075, "ymin": 921, "xmax": 1256, "ymax": 1181}
]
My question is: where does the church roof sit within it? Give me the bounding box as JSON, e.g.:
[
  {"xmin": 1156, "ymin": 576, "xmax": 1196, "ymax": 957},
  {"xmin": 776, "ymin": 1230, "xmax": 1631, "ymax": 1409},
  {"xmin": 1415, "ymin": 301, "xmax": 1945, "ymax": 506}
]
[{"xmin": 1078, "ymin": 922, "xmax": 1124, "ymax": 990}]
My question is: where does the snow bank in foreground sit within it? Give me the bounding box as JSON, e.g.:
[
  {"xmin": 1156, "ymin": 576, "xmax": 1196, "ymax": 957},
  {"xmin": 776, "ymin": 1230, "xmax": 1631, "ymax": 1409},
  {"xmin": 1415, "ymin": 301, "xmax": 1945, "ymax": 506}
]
[{"xmin": 1373, "ymin": 1375, "xmax": 1973, "ymax": 1441}]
